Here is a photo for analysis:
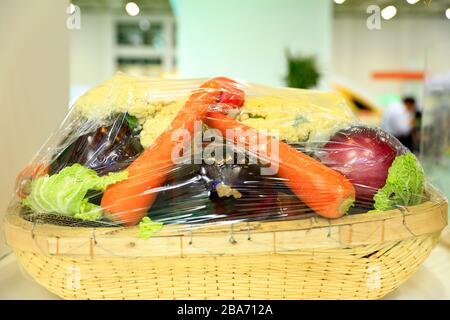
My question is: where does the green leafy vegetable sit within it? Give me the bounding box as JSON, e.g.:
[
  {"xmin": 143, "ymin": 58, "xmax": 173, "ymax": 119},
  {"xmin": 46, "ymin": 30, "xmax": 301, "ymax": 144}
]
[
  {"xmin": 23, "ymin": 164, "xmax": 128, "ymax": 221},
  {"xmin": 373, "ymin": 153, "xmax": 425, "ymax": 211},
  {"xmin": 139, "ymin": 217, "xmax": 163, "ymax": 239},
  {"xmin": 74, "ymin": 200, "xmax": 103, "ymax": 221},
  {"xmin": 125, "ymin": 113, "xmax": 140, "ymax": 133}
]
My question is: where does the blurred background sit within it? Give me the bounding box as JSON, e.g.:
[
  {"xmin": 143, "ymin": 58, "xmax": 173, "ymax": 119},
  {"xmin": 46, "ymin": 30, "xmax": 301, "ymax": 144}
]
[
  {"xmin": 66, "ymin": 0, "xmax": 450, "ymax": 169},
  {"xmin": 0, "ymin": 0, "xmax": 449, "ymax": 298}
]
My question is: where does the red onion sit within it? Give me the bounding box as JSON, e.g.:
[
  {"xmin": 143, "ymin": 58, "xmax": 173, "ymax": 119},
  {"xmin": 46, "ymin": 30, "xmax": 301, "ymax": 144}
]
[{"xmin": 319, "ymin": 126, "xmax": 406, "ymax": 205}]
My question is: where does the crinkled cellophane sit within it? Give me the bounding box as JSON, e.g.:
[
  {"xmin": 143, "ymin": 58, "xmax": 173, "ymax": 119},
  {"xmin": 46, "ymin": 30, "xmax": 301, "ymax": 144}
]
[{"xmin": 3, "ymin": 74, "xmax": 448, "ymax": 299}]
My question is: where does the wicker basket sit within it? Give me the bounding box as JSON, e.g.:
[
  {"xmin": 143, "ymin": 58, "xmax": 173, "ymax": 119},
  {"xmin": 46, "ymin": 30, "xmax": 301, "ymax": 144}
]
[{"xmin": 4, "ymin": 188, "xmax": 448, "ymax": 300}]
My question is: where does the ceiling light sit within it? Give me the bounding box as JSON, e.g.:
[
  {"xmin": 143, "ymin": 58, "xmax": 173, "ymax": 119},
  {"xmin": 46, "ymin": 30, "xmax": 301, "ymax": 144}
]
[
  {"xmin": 406, "ymin": 0, "xmax": 420, "ymax": 4},
  {"xmin": 334, "ymin": 0, "xmax": 346, "ymax": 4},
  {"xmin": 381, "ymin": 5, "xmax": 397, "ymax": 20},
  {"xmin": 125, "ymin": 2, "xmax": 140, "ymax": 16},
  {"xmin": 446, "ymin": 8, "xmax": 450, "ymax": 19}
]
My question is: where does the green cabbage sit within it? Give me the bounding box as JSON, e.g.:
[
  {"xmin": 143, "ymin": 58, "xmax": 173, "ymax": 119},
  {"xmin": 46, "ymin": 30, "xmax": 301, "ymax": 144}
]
[
  {"xmin": 139, "ymin": 217, "xmax": 163, "ymax": 239},
  {"xmin": 373, "ymin": 153, "xmax": 425, "ymax": 211},
  {"xmin": 22, "ymin": 164, "xmax": 128, "ymax": 221}
]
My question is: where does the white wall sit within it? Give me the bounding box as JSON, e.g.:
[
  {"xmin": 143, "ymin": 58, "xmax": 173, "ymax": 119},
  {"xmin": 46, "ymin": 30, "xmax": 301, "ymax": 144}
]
[
  {"xmin": 0, "ymin": 0, "xmax": 70, "ymax": 257},
  {"xmin": 172, "ymin": 0, "xmax": 332, "ymax": 87},
  {"xmin": 332, "ymin": 16, "xmax": 450, "ymax": 105},
  {"xmin": 69, "ymin": 13, "xmax": 176, "ymax": 98},
  {"xmin": 70, "ymin": 13, "xmax": 115, "ymax": 89}
]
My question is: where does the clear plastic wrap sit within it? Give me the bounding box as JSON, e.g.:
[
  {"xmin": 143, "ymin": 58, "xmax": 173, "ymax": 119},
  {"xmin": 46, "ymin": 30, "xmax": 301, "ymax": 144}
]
[{"xmin": 7, "ymin": 74, "xmax": 432, "ymax": 243}]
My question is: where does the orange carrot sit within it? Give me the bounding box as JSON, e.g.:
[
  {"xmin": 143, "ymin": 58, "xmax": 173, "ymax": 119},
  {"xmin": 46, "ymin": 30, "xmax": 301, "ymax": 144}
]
[
  {"xmin": 205, "ymin": 112, "xmax": 355, "ymax": 219},
  {"xmin": 101, "ymin": 78, "xmax": 244, "ymax": 226}
]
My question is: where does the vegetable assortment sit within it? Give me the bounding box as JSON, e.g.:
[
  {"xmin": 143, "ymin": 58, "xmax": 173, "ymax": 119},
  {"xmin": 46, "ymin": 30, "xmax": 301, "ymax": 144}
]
[
  {"xmin": 205, "ymin": 112, "xmax": 355, "ymax": 219},
  {"xmin": 16, "ymin": 75, "xmax": 428, "ymax": 236},
  {"xmin": 100, "ymin": 77, "xmax": 245, "ymax": 226}
]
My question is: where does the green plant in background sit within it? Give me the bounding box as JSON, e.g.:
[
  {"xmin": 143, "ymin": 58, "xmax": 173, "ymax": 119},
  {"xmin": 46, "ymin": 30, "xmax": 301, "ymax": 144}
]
[{"xmin": 285, "ymin": 51, "xmax": 320, "ymax": 89}]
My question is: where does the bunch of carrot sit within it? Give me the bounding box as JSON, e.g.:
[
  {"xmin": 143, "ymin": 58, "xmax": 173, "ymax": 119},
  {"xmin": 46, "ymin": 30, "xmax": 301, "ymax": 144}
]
[
  {"xmin": 100, "ymin": 77, "xmax": 245, "ymax": 226},
  {"xmin": 205, "ymin": 112, "xmax": 355, "ymax": 219},
  {"xmin": 101, "ymin": 77, "xmax": 355, "ymax": 226}
]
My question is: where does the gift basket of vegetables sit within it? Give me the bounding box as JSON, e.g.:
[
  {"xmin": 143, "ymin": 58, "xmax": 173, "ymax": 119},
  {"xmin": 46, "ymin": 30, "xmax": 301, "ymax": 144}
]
[{"xmin": 3, "ymin": 74, "xmax": 447, "ymax": 299}]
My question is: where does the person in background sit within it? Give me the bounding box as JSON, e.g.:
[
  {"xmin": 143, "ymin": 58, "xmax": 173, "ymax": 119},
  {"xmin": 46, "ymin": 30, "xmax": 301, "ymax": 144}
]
[
  {"xmin": 381, "ymin": 96, "xmax": 416, "ymax": 151},
  {"xmin": 402, "ymin": 97, "xmax": 422, "ymax": 153},
  {"xmin": 408, "ymin": 97, "xmax": 422, "ymax": 153}
]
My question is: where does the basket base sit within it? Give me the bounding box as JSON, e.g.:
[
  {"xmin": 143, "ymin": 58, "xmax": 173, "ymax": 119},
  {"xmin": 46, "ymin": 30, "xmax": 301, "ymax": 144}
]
[{"xmin": 13, "ymin": 233, "xmax": 440, "ymax": 300}]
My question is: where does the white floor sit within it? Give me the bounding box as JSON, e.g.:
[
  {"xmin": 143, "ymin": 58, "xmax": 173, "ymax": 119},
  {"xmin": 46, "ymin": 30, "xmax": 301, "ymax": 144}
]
[
  {"xmin": 1, "ymin": 229, "xmax": 449, "ymax": 300},
  {"xmin": 0, "ymin": 254, "xmax": 59, "ymax": 300}
]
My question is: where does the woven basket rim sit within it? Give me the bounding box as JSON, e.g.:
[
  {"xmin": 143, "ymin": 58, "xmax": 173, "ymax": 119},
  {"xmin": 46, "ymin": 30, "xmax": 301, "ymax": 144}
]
[{"xmin": 4, "ymin": 186, "xmax": 448, "ymax": 257}]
